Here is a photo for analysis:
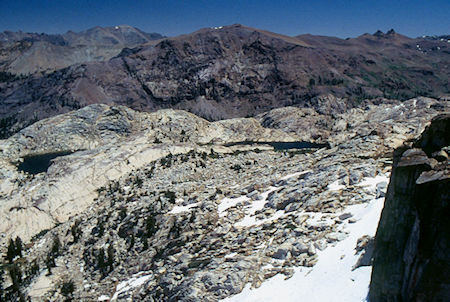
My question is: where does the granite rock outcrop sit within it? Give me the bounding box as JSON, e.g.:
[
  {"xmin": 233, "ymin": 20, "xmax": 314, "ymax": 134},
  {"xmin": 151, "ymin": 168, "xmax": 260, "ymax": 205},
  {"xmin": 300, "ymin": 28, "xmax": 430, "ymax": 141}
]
[
  {"xmin": 0, "ymin": 96, "xmax": 447, "ymax": 301},
  {"xmin": 369, "ymin": 114, "xmax": 450, "ymax": 301}
]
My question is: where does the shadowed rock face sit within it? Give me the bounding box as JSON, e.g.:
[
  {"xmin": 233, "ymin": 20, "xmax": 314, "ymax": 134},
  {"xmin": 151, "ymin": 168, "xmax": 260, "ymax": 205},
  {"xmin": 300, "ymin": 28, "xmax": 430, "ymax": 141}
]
[
  {"xmin": 1, "ymin": 25, "xmax": 449, "ymax": 138},
  {"xmin": 369, "ymin": 114, "xmax": 450, "ymax": 301}
]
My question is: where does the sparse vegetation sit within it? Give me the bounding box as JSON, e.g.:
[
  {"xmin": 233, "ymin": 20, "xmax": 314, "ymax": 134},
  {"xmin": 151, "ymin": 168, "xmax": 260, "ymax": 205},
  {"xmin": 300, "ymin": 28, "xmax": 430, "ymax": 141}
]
[
  {"xmin": 0, "ymin": 71, "xmax": 19, "ymax": 83},
  {"xmin": 70, "ymin": 220, "xmax": 82, "ymax": 243},
  {"xmin": 0, "ymin": 266, "xmax": 4, "ymax": 300},
  {"xmin": 46, "ymin": 236, "xmax": 61, "ymax": 275},
  {"xmin": 60, "ymin": 280, "xmax": 75, "ymax": 301},
  {"xmin": 164, "ymin": 190, "xmax": 176, "ymax": 203},
  {"xmin": 230, "ymin": 164, "xmax": 243, "ymax": 171},
  {"xmin": 6, "ymin": 237, "xmax": 23, "ymax": 263}
]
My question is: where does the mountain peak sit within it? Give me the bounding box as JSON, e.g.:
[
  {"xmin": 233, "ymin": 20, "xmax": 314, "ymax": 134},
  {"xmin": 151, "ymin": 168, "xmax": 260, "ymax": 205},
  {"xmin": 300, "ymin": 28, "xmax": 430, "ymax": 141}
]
[
  {"xmin": 373, "ymin": 30, "xmax": 385, "ymax": 37},
  {"xmin": 386, "ymin": 28, "xmax": 396, "ymax": 35}
]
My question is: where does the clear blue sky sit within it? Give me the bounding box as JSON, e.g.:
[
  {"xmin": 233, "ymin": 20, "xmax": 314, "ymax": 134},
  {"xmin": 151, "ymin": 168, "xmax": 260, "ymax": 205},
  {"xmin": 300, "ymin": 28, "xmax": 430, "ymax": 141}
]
[{"xmin": 0, "ymin": 0, "xmax": 448, "ymax": 38}]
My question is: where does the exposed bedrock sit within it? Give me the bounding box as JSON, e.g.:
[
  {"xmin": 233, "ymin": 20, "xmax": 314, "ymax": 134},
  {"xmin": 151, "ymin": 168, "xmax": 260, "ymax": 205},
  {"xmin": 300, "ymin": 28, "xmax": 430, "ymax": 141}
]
[{"xmin": 369, "ymin": 114, "xmax": 450, "ymax": 301}]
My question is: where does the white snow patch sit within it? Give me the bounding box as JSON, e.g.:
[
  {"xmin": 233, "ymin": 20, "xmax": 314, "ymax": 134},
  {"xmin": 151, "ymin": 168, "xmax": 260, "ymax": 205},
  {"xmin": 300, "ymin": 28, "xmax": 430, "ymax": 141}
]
[
  {"xmin": 247, "ymin": 187, "xmax": 277, "ymax": 214},
  {"xmin": 232, "ymin": 186, "xmax": 286, "ymax": 227},
  {"xmin": 357, "ymin": 175, "xmax": 389, "ymax": 192},
  {"xmin": 111, "ymin": 271, "xmax": 152, "ymax": 301},
  {"xmin": 98, "ymin": 295, "xmax": 110, "ymax": 301},
  {"xmin": 279, "ymin": 170, "xmax": 311, "ymax": 181},
  {"xmin": 169, "ymin": 202, "xmax": 200, "ymax": 214},
  {"xmin": 168, "ymin": 198, "xmax": 199, "ymax": 214},
  {"xmin": 218, "ymin": 195, "xmax": 249, "ymax": 216},
  {"xmin": 327, "ymin": 180, "xmax": 346, "ymax": 191},
  {"xmin": 235, "ymin": 209, "xmax": 286, "ymax": 228},
  {"xmin": 232, "ymin": 170, "xmax": 312, "ymax": 227},
  {"xmin": 224, "ymin": 252, "xmax": 238, "ymax": 259},
  {"xmin": 261, "ymin": 263, "xmax": 274, "ymax": 270},
  {"xmin": 222, "ymin": 196, "xmax": 386, "ymax": 302},
  {"xmin": 304, "ymin": 212, "xmax": 335, "ymax": 229}
]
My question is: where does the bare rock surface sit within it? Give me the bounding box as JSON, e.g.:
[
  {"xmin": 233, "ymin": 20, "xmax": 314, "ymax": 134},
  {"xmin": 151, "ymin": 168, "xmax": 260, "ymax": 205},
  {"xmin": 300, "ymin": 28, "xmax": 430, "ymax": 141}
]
[
  {"xmin": 0, "ymin": 104, "xmax": 297, "ymax": 242},
  {"xmin": 369, "ymin": 114, "xmax": 450, "ymax": 301},
  {"xmin": 0, "ymin": 96, "xmax": 447, "ymax": 301}
]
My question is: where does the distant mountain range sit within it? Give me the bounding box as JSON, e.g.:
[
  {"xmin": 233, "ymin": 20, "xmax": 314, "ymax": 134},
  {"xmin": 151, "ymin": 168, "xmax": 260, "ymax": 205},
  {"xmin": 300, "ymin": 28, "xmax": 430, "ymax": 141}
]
[
  {"xmin": 0, "ymin": 24, "xmax": 449, "ymax": 138},
  {"xmin": 0, "ymin": 25, "xmax": 164, "ymax": 75}
]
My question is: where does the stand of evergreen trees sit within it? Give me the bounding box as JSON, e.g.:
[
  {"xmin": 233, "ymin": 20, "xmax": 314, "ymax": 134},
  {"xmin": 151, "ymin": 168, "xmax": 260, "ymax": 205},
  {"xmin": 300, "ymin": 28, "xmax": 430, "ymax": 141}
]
[{"xmin": 1, "ymin": 236, "xmax": 27, "ymax": 302}]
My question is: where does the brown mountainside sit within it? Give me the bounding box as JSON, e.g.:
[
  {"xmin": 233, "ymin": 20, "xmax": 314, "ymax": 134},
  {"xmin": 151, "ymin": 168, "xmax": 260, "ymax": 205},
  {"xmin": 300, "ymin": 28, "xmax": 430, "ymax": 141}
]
[
  {"xmin": 0, "ymin": 25, "xmax": 164, "ymax": 75},
  {"xmin": 0, "ymin": 24, "xmax": 449, "ymax": 138}
]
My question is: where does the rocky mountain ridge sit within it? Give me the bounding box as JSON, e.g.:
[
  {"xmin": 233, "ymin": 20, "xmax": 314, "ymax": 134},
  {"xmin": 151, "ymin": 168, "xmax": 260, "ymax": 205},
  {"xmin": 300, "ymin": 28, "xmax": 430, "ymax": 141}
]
[
  {"xmin": 1, "ymin": 24, "xmax": 449, "ymax": 138},
  {"xmin": 0, "ymin": 25, "xmax": 164, "ymax": 75}
]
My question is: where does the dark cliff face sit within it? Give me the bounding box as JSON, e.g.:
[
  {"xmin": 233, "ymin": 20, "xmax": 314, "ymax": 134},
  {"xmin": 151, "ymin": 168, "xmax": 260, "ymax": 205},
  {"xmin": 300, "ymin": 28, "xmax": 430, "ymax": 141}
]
[{"xmin": 369, "ymin": 114, "xmax": 450, "ymax": 301}]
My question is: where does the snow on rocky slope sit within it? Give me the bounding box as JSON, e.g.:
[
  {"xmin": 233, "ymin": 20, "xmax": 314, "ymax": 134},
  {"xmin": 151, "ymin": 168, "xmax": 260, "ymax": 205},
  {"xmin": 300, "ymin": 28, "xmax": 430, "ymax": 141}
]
[
  {"xmin": 0, "ymin": 97, "xmax": 447, "ymax": 301},
  {"xmin": 223, "ymin": 176, "xmax": 388, "ymax": 302},
  {"xmin": 105, "ymin": 174, "xmax": 388, "ymax": 302}
]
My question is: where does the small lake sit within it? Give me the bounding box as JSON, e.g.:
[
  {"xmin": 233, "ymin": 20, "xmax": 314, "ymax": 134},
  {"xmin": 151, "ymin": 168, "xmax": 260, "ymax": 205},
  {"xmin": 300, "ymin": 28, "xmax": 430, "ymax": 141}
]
[
  {"xmin": 17, "ymin": 151, "xmax": 74, "ymax": 174},
  {"xmin": 224, "ymin": 141, "xmax": 329, "ymax": 150}
]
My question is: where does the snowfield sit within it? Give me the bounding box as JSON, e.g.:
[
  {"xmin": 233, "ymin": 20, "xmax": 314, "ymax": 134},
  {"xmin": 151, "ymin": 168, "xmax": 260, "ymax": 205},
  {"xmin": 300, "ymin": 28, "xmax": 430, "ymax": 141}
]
[{"xmin": 222, "ymin": 176, "xmax": 388, "ymax": 302}]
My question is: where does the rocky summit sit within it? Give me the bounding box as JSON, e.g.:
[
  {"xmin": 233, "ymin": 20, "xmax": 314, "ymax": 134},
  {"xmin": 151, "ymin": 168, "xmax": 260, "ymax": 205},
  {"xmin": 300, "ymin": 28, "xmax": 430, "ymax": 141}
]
[{"xmin": 0, "ymin": 94, "xmax": 448, "ymax": 301}]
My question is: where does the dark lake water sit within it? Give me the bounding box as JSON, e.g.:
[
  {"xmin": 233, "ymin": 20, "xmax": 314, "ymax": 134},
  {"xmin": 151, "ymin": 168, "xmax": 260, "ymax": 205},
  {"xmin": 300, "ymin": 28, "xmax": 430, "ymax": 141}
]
[
  {"xmin": 224, "ymin": 141, "xmax": 329, "ymax": 150},
  {"xmin": 17, "ymin": 151, "xmax": 73, "ymax": 174}
]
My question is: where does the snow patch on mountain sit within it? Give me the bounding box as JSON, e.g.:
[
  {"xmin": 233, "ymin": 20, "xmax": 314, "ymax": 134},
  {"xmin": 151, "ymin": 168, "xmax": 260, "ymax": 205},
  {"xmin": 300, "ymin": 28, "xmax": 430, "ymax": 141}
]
[
  {"xmin": 110, "ymin": 271, "xmax": 153, "ymax": 301},
  {"xmin": 222, "ymin": 176, "xmax": 387, "ymax": 302}
]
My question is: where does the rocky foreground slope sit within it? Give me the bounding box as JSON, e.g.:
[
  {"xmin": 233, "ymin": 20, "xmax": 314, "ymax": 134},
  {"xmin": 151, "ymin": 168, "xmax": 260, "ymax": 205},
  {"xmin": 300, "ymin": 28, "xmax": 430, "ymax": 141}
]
[
  {"xmin": 0, "ymin": 104, "xmax": 297, "ymax": 243},
  {"xmin": 1, "ymin": 24, "xmax": 449, "ymax": 138},
  {"xmin": 0, "ymin": 96, "xmax": 447, "ymax": 301},
  {"xmin": 369, "ymin": 114, "xmax": 450, "ymax": 301}
]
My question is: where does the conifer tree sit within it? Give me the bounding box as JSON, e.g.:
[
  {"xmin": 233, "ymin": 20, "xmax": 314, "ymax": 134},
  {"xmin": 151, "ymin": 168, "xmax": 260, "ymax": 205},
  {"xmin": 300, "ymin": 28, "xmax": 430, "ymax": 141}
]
[
  {"xmin": 15, "ymin": 237, "xmax": 23, "ymax": 258},
  {"xmin": 6, "ymin": 239, "xmax": 15, "ymax": 263},
  {"xmin": 0, "ymin": 266, "xmax": 4, "ymax": 300},
  {"xmin": 51, "ymin": 236, "xmax": 61, "ymax": 256},
  {"xmin": 9, "ymin": 263, "xmax": 22, "ymax": 291},
  {"xmin": 107, "ymin": 245, "xmax": 114, "ymax": 273},
  {"xmin": 97, "ymin": 248, "xmax": 107, "ymax": 277}
]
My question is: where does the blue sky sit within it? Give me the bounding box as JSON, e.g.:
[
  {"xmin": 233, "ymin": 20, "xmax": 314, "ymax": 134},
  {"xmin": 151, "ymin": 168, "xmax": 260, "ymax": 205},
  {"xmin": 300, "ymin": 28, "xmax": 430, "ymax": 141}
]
[{"xmin": 0, "ymin": 0, "xmax": 448, "ymax": 38}]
